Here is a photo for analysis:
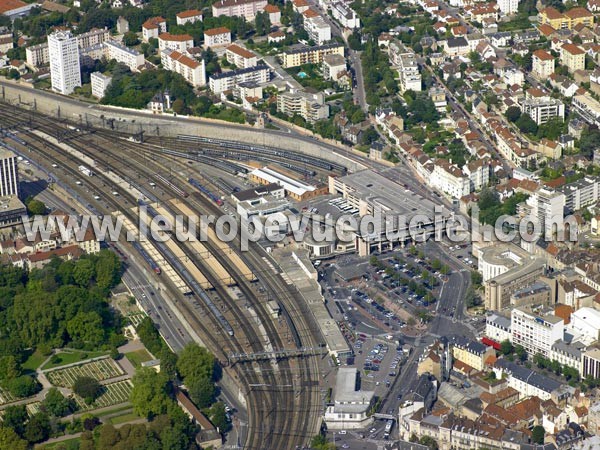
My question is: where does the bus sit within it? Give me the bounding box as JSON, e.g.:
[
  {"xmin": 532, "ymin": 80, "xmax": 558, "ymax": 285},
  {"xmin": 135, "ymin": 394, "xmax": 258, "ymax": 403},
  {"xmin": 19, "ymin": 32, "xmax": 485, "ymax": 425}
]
[
  {"xmin": 384, "ymin": 419, "xmax": 394, "ymax": 436},
  {"xmin": 78, "ymin": 165, "xmax": 94, "ymax": 177}
]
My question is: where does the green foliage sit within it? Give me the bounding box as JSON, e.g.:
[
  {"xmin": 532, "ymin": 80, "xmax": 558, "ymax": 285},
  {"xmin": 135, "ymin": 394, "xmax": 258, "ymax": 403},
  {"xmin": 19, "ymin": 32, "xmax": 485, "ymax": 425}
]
[
  {"xmin": 579, "ymin": 127, "xmax": 600, "ymax": 158},
  {"xmin": 500, "ymin": 339, "xmax": 513, "ymax": 356},
  {"xmin": 505, "ymin": 106, "xmax": 521, "ymax": 123},
  {"xmin": 537, "ymin": 117, "xmax": 566, "ymax": 141},
  {"xmin": 255, "ymin": 11, "xmax": 271, "ymax": 36},
  {"xmin": 471, "ymin": 271, "xmax": 483, "ymax": 287},
  {"xmin": 23, "ymin": 412, "xmax": 50, "ymax": 444},
  {"xmin": 403, "ymin": 91, "xmax": 440, "ymax": 127},
  {"xmin": 419, "ymin": 435, "xmax": 439, "ymax": 450},
  {"xmin": 532, "ymin": 425, "xmax": 545, "ymax": 444},
  {"xmin": 208, "ymin": 402, "xmax": 231, "ymax": 432},
  {"xmin": 6, "ymin": 375, "xmax": 41, "ymax": 398},
  {"xmin": 130, "ymin": 368, "xmax": 171, "ymax": 418},
  {"xmin": 177, "ymin": 343, "xmax": 215, "ymax": 382},
  {"xmin": 137, "ymin": 317, "xmax": 164, "ymax": 355},
  {"xmin": 73, "ymin": 376, "xmax": 102, "ymax": 403},
  {"xmin": 0, "ymin": 427, "xmax": 28, "ymax": 450},
  {"xmin": 515, "ymin": 344, "xmax": 527, "ymax": 361},
  {"xmin": 516, "ymin": 113, "xmax": 538, "ymax": 134},
  {"xmin": 42, "ymin": 387, "xmax": 75, "ymax": 417},
  {"xmin": 311, "ymin": 434, "xmax": 336, "ymax": 450},
  {"xmin": 361, "ymin": 37, "xmax": 399, "ymax": 109},
  {"xmin": 122, "ymin": 31, "xmax": 140, "ymax": 46},
  {"xmin": 476, "ymin": 188, "xmax": 529, "ymax": 225},
  {"xmin": 2, "ymin": 405, "xmax": 28, "ymax": 436}
]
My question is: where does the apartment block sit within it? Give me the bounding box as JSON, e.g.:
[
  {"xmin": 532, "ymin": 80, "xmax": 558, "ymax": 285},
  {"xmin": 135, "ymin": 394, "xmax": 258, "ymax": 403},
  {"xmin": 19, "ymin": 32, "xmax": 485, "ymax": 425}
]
[
  {"xmin": 557, "ymin": 176, "xmax": 600, "ymax": 212},
  {"xmin": 161, "ymin": 49, "xmax": 206, "ymax": 88},
  {"xmin": 304, "ymin": 15, "xmax": 331, "ymax": 45},
  {"xmin": 451, "ymin": 336, "xmax": 496, "ymax": 371},
  {"xmin": 429, "ymin": 160, "xmax": 470, "ymax": 199},
  {"xmin": 520, "ymin": 97, "xmax": 565, "ymax": 125},
  {"xmin": 204, "ymin": 27, "xmax": 231, "ymax": 49},
  {"xmin": 572, "ymin": 93, "xmax": 600, "ymax": 127},
  {"xmin": 225, "ymin": 44, "xmax": 258, "ymax": 69},
  {"xmin": 532, "ymin": 49, "xmax": 555, "ymax": 80},
  {"xmin": 511, "ymin": 306, "xmax": 564, "ymax": 358},
  {"xmin": 176, "ymin": 9, "xmax": 202, "ymax": 25},
  {"xmin": 209, "ymin": 65, "xmax": 269, "ymax": 93},
  {"xmin": 76, "ymin": 28, "xmax": 110, "ymax": 49},
  {"xmin": 142, "ymin": 17, "xmax": 166, "ymax": 42},
  {"xmin": 277, "ymin": 89, "xmax": 329, "ymax": 123},
  {"xmin": 158, "ymin": 33, "xmax": 194, "ymax": 52},
  {"xmin": 524, "ymin": 187, "xmax": 566, "ymax": 236},
  {"xmin": 25, "ymin": 42, "xmax": 49, "ymax": 69},
  {"xmin": 485, "ymin": 313, "xmax": 512, "ymax": 343},
  {"xmin": 0, "ymin": 148, "xmax": 20, "ymax": 197},
  {"xmin": 104, "ymin": 40, "xmax": 145, "ymax": 72},
  {"xmin": 90, "ymin": 72, "xmax": 112, "ymax": 99},
  {"xmin": 331, "ymin": 2, "xmax": 360, "ymax": 28},
  {"xmin": 561, "ymin": 43, "xmax": 585, "ymax": 73},
  {"xmin": 280, "ymin": 43, "xmax": 344, "ymax": 68},
  {"xmin": 48, "ymin": 30, "xmax": 81, "ymax": 95},
  {"xmin": 322, "ymin": 53, "xmax": 346, "ymax": 80},
  {"xmin": 212, "ymin": 0, "xmax": 267, "ymax": 20}
]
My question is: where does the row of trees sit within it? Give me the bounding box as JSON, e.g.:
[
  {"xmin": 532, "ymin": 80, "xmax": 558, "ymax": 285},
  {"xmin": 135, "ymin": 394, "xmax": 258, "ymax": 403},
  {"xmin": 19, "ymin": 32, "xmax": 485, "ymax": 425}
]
[{"xmin": 475, "ymin": 187, "xmax": 529, "ymax": 226}]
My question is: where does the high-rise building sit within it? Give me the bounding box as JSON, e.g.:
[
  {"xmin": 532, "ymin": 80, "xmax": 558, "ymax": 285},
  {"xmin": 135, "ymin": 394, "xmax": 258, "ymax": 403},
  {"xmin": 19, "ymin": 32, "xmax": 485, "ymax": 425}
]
[
  {"xmin": 0, "ymin": 148, "xmax": 19, "ymax": 198},
  {"xmin": 48, "ymin": 30, "xmax": 81, "ymax": 95}
]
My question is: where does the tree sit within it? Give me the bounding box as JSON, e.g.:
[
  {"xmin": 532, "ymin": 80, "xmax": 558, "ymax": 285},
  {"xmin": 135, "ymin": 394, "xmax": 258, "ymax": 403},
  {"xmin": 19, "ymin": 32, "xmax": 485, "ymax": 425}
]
[
  {"xmin": 123, "ymin": 31, "xmax": 140, "ymax": 46},
  {"xmin": 532, "ymin": 425, "xmax": 545, "ymax": 444},
  {"xmin": 73, "ymin": 258, "xmax": 95, "ymax": 288},
  {"xmin": 23, "ymin": 413, "xmax": 50, "ymax": 444},
  {"xmin": 137, "ymin": 317, "xmax": 163, "ymax": 355},
  {"xmin": 130, "ymin": 368, "xmax": 171, "ymax": 418},
  {"xmin": 27, "ymin": 199, "xmax": 46, "ymax": 215},
  {"xmin": 73, "ymin": 376, "xmax": 102, "ymax": 403},
  {"xmin": 515, "ymin": 344, "xmax": 527, "ymax": 362},
  {"xmin": 579, "ymin": 127, "xmax": 600, "ymax": 158},
  {"xmin": 2, "ymin": 405, "xmax": 28, "ymax": 436},
  {"xmin": 0, "ymin": 427, "xmax": 28, "ymax": 450},
  {"xmin": 158, "ymin": 348, "xmax": 178, "ymax": 381},
  {"xmin": 254, "ymin": 11, "xmax": 272, "ymax": 36},
  {"xmin": 471, "ymin": 271, "xmax": 483, "ymax": 286},
  {"xmin": 7, "ymin": 375, "xmax": 40, "ymax": 398},
  {"xmin": 419, "ymin": 435, "xmax": 439, "ymax": 450},
  {"xmin": 516, "ymin": 113, "xmax": 538, "ymax": 134},
  {"xmin": 0, "ymin": 355, "xmax": 21, "ymax": 381},
  {"xmin": 42, "ymin": 388, "xmax": 75, "ymax": 417},
  {"xmin": 67, "ymin": 311, "xmax": 104, "ymax": 346},
  {"xmin": 500, "ymin": 340, "xmax": 513, "ymax": 356},
  {"xmin": 505, "ymin": 106, "xmax": 521, "ymax": 123},
  {"xmin": 187, "ymin": 376, "xmax": 216, "ymax": 408},
  {"xmin": 176, "ymin": 343, "xmax": 215, "ymax": 382},
  {"xmin": 172, "ymin": 98, "xmax": 185, "ymax": 115},
  {"xmin": 208, "ymin": 402, "xmax": 231, "ymax": 432}
]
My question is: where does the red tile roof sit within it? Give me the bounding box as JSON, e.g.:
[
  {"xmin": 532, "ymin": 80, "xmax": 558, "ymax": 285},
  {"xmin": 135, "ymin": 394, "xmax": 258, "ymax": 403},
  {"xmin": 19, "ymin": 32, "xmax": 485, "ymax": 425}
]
[
  {"xmin": 0, "ymin": 0, "xmax": 27, "ymax": 14},
  {"xmin": 204, "ymin": 26, "xmax": 230, "ymax": 36}
]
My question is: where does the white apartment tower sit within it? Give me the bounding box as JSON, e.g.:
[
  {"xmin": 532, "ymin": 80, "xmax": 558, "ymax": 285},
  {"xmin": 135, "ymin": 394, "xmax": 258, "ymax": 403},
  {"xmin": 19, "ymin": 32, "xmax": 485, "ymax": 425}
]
[
  {"xmin": 48, "ymin": 30, "xmax": 81, "ymax": 95},
  {"xmin": 0, "ymin": 149, "xmax": 19, "ymax": 198}
]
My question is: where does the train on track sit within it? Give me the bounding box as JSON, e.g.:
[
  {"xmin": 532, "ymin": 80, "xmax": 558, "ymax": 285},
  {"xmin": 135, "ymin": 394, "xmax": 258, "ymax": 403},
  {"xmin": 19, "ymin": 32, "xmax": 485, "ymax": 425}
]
[
  {"xmin": 78, "ymin": 165, "xmax": 94, "ymax": 177},
  {"xmin": 132, "ymin": 241, "xmax": 161, "ymax": 275},
  {"xmin": 188, "ymin": 177, "xmax": 223, "ymax": 206},
  {"xmin": 155, "ymin": 173, "xmax": 189, "ymax": 198}
]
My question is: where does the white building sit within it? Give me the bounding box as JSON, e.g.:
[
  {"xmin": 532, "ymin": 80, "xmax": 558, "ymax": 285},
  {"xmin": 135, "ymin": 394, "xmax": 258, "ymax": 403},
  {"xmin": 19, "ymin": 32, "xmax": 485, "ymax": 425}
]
[
  {"xmin": 304, "ymin": 15, "xmax": 331, "ymax": 45},
  {"xmin": 176, "ymin": 9, "xmax": 202, "ymax": 25},
  {"xmin": 0, "ymin": 148, "xmax": 20, "ymax": 197},
  {"xmin": 497, "ymin": 0, "xmax": 518, "ymax": 15},
  {"xmin": 331, "ymin": 2, "xmax": 360, "ymax": 28},
  {"xmin": 550, "ymin": 340, "xmax": 586, "ymax": 374},
  {"xmin": 142, "ymin": 17, "xmax": 166, "ymax": 42},
  {"xmin": 277, "ymin": 89, "xmax": 329, "ymax": 123},
  {"xmin": 90, "ymin": 72, "xmax": 112, "ymax": 99},
  {"xmin": 204, "ymin": 27, "xmax": 231, "ymax": 49},
  {"xmin": 525, "ymin": 188, "xmax": 566, "ymax": 237},
  {"xmin": 48, "ymin": 30, "xmax": 81, "ymax": 95},
  {"xmin": 569, "ymin": 307, "xmax": 600, "ymax": 341},
  {"xmin": 322, "ymin": 53, "xmax": 346, "ymax": 80},
  {"xmin": 511, "ymin": 306, "xmax": 564, "ymax": 358},
  {"xmin": 104, "ymin": 40, "xmax": 145, "ymax": 72},
  {"xmin": 429, "ymin": 160, "xmax": 470, "ymax": 199},
  {"xmin": 324, "ymin": 368, "xmax": 374, "ymax": 429},
  {"xmin": 76, "ymin": 28, "xmax": 110, "ymax": 49},
  {"xmin": 161, "ymin": 50, "xmax": 206, "ymax": 88},
  {"xmin": 462, "ymin": 159, "xmax": 491, "ymax": 191},
  {"xmin": 158, "ymin": 33, "xmax": 194, "ymax": 52},
  {"xmin": 485, "ymin": 313, "xmax": 512, "ymax": 343},
  {"xmin": 225, "ymin": 44, "xmax": 258, "ymax": 69},
  {"xmin": 521, "ymin": 97, "xmax": 565, "ymax": 125},
  {"xmin": 557, "ymin": 176, "xmax": 600, "ymax": 213},
  {"xmin": 398, "ymin": 51, "xmax": 422, "ymax": 93},
  {"xmin": 212, "ymin": 0, "xmax": 267, "ymax": 21},
  {"xmin": 209, "ymin": 65, "xmax": 269, "ymax": 93},
  {"xmin": 25, "ymin": 42, "xmax": 49, "ymax": 69}
]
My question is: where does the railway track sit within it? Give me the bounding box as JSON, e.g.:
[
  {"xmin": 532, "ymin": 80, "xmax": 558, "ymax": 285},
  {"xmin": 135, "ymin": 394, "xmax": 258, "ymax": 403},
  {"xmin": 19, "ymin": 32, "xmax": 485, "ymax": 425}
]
[{"xmin": 0, "ymin": 107, "xmax": 324, "ymax": 448}]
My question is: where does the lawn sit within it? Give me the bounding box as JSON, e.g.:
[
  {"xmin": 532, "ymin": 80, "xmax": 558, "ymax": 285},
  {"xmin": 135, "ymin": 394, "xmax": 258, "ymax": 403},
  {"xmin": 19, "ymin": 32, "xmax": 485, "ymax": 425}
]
[
  {"xmin": 108, "ymin": 411, "xmax": 139, "ymax": 425},
  {"xmin": 41, "ymin": 350, "xmax": 108, "ymax": 370},
  {"xmin": 22, "ymin": 350, "xmax": 48, "ymax": 372},
  {"xmin": 124, "ymin": 349, "xmax": 153, "ymax": 368}
]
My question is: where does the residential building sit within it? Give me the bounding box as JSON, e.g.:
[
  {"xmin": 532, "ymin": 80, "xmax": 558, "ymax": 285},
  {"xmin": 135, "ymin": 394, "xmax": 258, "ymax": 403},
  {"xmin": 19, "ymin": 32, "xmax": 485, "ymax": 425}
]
[
  {"xmin": 582, "ymin": 347, "xmax": 600, "ymax": 379},
  {"xmin": 511, "ymin": 306, "xmax": 564, "ymax": 358},
  {"xmin": 462, "ymin": 159, "xmax": 491, "ymax": 191},
  {"xmin": 510, "ymin": 282, "xmax": 552, "ymax": 308},
  {"xmin": 280, "ymin": 43, "xmax": 344, "ymax": 68},
  {"xmin": 0, "ymin": 148, "xmax": 19, "ymax": 197},
  {"xmin": 90, "ymin": 72, "xmax": 112, "ymax": 99},
  {"xmin": 76, "ymin": 28, "xmax": 109, "ymax": 49},
  {"xmin": 397, "ymin": 47, "xmax": 422, "ymax": 93},
  {"xmin": 331, "ymin": 2, "xmax": 360, "ymax": 28},
  {"xmin": 561, "ymin": 43, "xmax": 585, "ymax": 73},
  {"xmin": 485, "ymin": 313, "xmax": 512, "ymax": 344},
  {"xmin": 569, "ymin": 307, "xmax": 600, "ymax": 341},
  {"xmin": 277, "ymin": 89, "xmax": 329, "ymax": 123},
  {"xmin": 142, "ymin": 17, "xmax": 167, "ymax": 42},
  {"xmin": 572, "ymin": 93, "xmax": 600, "ymax": 127},
  {"xmin": 539, "ymin": 7, "xmax": 569, "ymax": 29},
  {"xmin": 480, "ymin": 244, "xmax": 546, "ymax": 310},
  {"xmin": 0, "ymin": 0, "xmax": 35, "ymax": 19},
  {"xmin": 498, "ymin": 0, "xmax": 518, "ymax": 15},
  {"xmin": 25, "ymin": 42, "xmax": 49, "ymax": 69},
  {"xmin": 263, "ymin": 4, "xmax": 281, "ymax": 25},
  {"xmin": 116, "ymin": 16, "xmax": 129, "ymax": 34},
  {"xmin": 429, "ymin": 160, "xmax": 470, "ymax": 199},
  {"xmin": 322, "ymin": 53, "xmax": 345, "ymax": 80},
  {"xmin": 209, "ymin": 65, "xmax": 269, "ymax": 93},
  {"xmin": 451, "ymin": 336, "xmax": 496, "ymax": 371},
  {"xmin": 104, "ymin": 40, "xmax": 145, "ymax": 72},
  {"xmin": 557, "ymin": 176, "xmax": 600, "ymax": 212},
  {"xmin": 48, "ymin": 30, "xmax": 81, "ymax": 95},
  {"xmin": 564, "ymin": 6, "xmax": 594, "ymax": 27},
  {"xmin": 520, "ymin": 96, "xmax": 565, "ymax": 125},
  {"xmin": 493, "ymin": 359, "xmax": 563, "ymax": 401},
  {"xmin": 158, "ymin": 33, "xmax": 194, "ymax": 52},
  {"xmin": 532, "ymin": 49, "xmax": 555, "ymax": 80},
  {"xmin": 161, "ymin": 49, "xmax": 206, "ymax": 88},
  {"xmin": 225, "ymin": 44, "xmax": 257, "ymax": 69},
  {"xmin": 324, "ymin": 368, "xmax": 374, "ymax": 429},
  {"xmin": 203, "ymin": 27, "xmax": 231, "ymax": 49},
  {"xmin": 524, "ymin": 187, "xmax": 566, "ymax": 237},
  {"xmin": 304, "ymin": 15, "xmax": 331, "ymax": 45},
  {"xmin": 176, "ymin": 9, "xmax": 202, "ymax": 25},
  {"xmin": 443, "ymin": 37, "xmax": 469, "ymax": 56},
  {"xmin": 212, "ymin": 0, "xmax": 267, "ymax": 21},
  {"xmin": 550, "ymin": 339, "xmax": 585, "ymax": 373}
]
